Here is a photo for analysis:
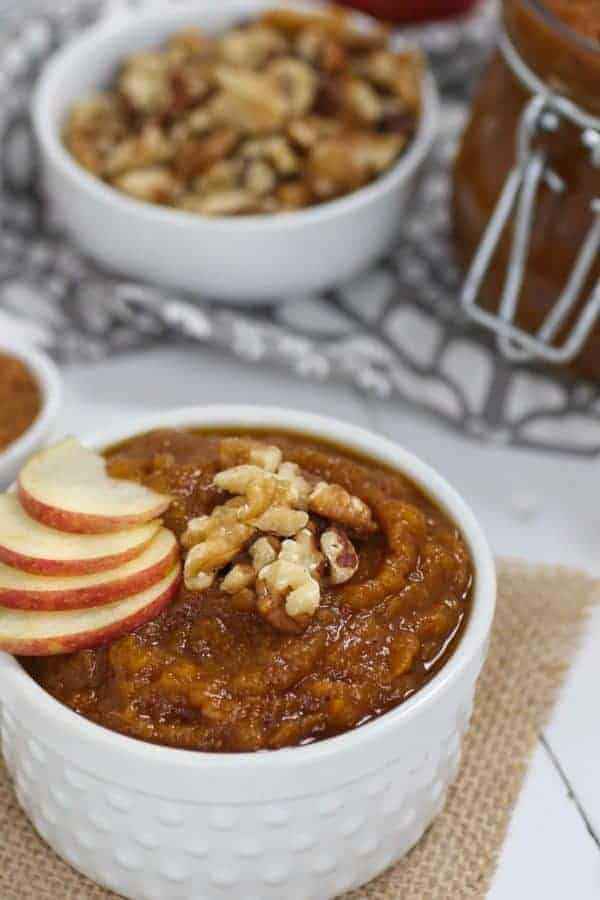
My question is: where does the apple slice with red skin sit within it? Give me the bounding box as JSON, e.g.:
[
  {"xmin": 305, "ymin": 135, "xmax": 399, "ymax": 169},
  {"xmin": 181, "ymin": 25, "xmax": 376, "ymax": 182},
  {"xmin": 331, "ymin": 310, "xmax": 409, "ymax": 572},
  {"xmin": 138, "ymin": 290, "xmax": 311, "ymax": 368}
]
[
  {"xmin": 19, "ymin": 438, "xmax": 171, "ymax": 534},
  {"xmin": 0, "ymin": 494, "xmax": 161, "ymax": 576},
  {"xmin": 0, "ymin": 564, "xmax": 181, "ymax": 656},
  {"xmin": 0, "ymin": 528, "xmax": 178, "ymax": 611}
]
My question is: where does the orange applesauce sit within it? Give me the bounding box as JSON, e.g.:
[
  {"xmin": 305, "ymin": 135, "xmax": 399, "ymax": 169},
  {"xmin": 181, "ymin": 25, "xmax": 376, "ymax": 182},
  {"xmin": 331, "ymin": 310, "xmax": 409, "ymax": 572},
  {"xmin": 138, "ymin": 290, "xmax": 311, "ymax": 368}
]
[{"xmin": 0, "ymin": 353, "xmax": 42, "ymax": 452}]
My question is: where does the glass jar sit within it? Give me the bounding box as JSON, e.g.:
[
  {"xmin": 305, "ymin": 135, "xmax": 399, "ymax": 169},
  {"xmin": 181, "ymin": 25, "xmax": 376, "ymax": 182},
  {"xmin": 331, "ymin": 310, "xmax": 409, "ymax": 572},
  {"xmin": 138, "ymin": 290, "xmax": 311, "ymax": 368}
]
[{"xmin": 452, "ymin": 0, "xmax": 600, "ymax": 379}]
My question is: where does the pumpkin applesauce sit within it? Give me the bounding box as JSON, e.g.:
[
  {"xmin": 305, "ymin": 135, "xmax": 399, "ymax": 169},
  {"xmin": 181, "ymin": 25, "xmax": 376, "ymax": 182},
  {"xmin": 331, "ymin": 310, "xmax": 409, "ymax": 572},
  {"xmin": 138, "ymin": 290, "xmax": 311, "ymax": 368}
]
[
  {"xmin": 25, "ymin": 429, "xmax": 473, "ymax": 752},
  {"xmin": 0, "ymin": 353, "xmax": 41, "ymax": 452}
]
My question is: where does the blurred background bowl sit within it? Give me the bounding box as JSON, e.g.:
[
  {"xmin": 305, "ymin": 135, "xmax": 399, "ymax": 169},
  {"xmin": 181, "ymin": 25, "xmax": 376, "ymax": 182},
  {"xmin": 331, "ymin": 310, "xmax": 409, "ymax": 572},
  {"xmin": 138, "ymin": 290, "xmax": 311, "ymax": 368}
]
[
  {"xmin": 0, "ymin": 333, "xmax": 62, "ymax": 487},
  {"xmin": 32, "ymin": 0, "xmax": 439, "ymax": 304}
]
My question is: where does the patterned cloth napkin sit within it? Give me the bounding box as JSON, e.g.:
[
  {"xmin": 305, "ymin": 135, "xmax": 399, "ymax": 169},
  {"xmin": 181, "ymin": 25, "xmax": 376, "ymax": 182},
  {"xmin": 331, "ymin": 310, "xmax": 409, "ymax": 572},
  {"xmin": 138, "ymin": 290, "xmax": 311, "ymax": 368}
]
[{"xmin": 0, "ymin": 560, "xmax": 596, "ymax": 899}]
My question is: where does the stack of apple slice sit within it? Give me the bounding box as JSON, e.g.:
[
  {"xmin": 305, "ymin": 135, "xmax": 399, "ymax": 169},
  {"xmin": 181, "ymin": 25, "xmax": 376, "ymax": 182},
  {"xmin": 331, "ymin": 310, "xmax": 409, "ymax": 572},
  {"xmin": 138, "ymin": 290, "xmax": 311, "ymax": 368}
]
[{"xmin": 0, "ymin": 439, "xmax": 181, "ymax": 656}]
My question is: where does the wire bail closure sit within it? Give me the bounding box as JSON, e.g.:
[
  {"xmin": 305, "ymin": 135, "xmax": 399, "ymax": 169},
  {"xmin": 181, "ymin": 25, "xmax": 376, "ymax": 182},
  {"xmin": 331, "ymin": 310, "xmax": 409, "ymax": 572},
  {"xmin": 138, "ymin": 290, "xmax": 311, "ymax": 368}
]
[{"xmin": 460, "ymin": 27, "xmax": 600, "ymax": 366}]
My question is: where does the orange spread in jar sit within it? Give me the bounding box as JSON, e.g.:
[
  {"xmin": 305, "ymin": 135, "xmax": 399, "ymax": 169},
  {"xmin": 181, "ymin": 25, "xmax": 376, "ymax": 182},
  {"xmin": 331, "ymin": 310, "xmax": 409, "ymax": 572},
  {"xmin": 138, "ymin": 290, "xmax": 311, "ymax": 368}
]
[
  {"xmin": 453, "ymin": 0, "xmax": 600, "ymax": 379},
  {"xmin": 542, "ymin": 0, "xmax": 600, "ymax": 41}
]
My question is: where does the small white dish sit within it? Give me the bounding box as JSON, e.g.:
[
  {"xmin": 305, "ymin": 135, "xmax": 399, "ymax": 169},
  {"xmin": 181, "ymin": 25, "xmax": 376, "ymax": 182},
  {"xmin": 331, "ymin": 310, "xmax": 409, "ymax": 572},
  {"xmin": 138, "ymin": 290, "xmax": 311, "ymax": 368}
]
[
  {"xmin": 31, "ymin": 0, "xmax": 439, "ymax": 303},
  {"xmin": 0, "ymin": 336, "xmax": 61, "ymax": 487},
  {"xmin": 0, "ymin": 404, "xmax": 495, "ymax": 900}
]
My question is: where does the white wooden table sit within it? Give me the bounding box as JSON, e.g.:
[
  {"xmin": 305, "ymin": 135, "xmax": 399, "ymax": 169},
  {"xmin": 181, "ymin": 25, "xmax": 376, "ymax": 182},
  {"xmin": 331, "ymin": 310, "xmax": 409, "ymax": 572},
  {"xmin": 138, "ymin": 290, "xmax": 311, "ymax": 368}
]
[{"xmin": 57, "ymin": 345, "xmax": 600, "ymax": 898}]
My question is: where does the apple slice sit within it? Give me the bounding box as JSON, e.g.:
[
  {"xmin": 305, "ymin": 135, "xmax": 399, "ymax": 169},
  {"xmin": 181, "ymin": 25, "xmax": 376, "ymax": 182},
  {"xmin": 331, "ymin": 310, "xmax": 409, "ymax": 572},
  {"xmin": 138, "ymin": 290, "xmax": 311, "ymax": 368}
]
[
  {"xmin": 0, "ymin": 528, "xmax": 178, "ymax": 611},
  {"xmin": 0, "ymin": 494, "xmax": 161, "ymax": 576},
  {"xmin": 0, "ymin": 564, "xmax": 181, "ymax": 656},
  {"xmin": 19, "ymin": 438, "xmax": 171, "ymax": 534}
]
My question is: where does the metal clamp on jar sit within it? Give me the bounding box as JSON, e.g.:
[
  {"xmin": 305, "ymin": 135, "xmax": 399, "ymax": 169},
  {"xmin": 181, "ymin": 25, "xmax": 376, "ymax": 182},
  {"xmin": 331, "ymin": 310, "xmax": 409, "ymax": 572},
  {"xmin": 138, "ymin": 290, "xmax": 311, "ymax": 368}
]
[{"xmin": 453, "ymin": 0, "xmax": 600, "ymax": 377}]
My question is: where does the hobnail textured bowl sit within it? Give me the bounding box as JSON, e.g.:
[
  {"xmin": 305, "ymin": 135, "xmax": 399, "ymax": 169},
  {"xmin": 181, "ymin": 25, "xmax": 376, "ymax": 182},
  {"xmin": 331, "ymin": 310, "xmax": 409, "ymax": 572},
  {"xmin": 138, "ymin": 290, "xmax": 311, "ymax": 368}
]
[{"xmin": 0, "ymin": 405, "xmax": 496, "ymax": 900}]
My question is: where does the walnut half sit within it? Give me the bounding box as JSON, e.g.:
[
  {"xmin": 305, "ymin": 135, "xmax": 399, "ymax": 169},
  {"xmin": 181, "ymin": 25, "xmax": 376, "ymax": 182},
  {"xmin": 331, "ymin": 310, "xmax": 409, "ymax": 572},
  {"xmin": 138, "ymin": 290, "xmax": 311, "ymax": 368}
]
[
  {"xmin": 253, "ymin": 528, "xmax": 323, "ymax": 632},
  {"xmin": 256, "ymin": 555, "xmax": 320, "ymax": 634},
  {"xmin": 320, "ymin": 525, "xmax": 359, "ymax": 585},
  {"xmin": 309, "ymin": 481, "xmax": 378, "ymax": 536}
]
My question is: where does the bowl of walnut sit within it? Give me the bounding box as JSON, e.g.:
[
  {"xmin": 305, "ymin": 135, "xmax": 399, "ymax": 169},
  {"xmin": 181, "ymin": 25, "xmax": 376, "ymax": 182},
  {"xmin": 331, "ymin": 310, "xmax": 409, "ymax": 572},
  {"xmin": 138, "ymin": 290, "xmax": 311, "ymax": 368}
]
[{"xmin": 32, "ymin": 1, "xmax": 438, "ymax": 302}]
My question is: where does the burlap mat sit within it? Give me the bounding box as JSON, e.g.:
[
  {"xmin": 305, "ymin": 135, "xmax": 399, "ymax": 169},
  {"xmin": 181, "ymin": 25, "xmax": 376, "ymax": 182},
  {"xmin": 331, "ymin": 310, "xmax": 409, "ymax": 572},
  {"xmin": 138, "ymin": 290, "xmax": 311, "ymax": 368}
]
[{"xmin": 0, "ymin": 560, "xmax": 596, "ymax": 900}]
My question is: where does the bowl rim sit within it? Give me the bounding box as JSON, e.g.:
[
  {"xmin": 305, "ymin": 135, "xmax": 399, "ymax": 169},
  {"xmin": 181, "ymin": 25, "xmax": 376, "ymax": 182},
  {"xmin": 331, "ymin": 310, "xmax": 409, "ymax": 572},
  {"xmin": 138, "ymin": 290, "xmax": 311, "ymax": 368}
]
[
  {"xmin": 0, "ymin": 337, "xmax": 62, "ymax": 478},
  {"xmin": 0, "ymin": 404, "xmax": 496, "ymax": 771},
  {"xmin": 31, "ymin": 0, "xmax": 439, "ymax": 232}
]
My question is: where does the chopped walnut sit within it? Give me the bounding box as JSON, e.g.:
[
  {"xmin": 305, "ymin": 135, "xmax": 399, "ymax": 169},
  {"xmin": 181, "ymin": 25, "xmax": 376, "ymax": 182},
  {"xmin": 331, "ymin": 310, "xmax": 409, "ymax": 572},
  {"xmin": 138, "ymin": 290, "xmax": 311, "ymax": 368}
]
[
  {"xmin": 249, "ymin": 535, "xmax": 280, "ymax": 571},
  {"xmin": 214, "ymin": 464, "xmax": 278, "ymax": 520},
  {"xmin": 241, "ymin": 136, "xmax": 300, "ymax": 178},
  {"xmin": 215, "ymin": 65, "xmax": 288, "ymax": 123},
  {"xmin": 250, "ymin": 506, "xmax": 309, "ymax": 537},
  {"xmin": 320, "ymin": 525, "xmax": 359, "ymax": 585},
  {"xmin": 306, "ymin": 133, "xmax": 403, "ymax": 199},
  {"xmin": 245, "ymin": 159, "xmax": 277, "ymax": 196},
  {"xmin": 182, "ymin": 564, "xmax": 215, "ymax": 592},
  {"xmin": 112, "ymin": 167, "xmax": 180, "ymax": 204},
  {"xmin": 64, "ymin": 11, "xmax": 422, "ymax": 215},
  {"xmin": 182, "ymin": 438, "xmax": 376, "ymax": 624},
  {"xmin": 276, "ymin": 180, "xmax": 313, "ymax": 210},
  {"xmin": 179, "ymin": 188, "xmax": 256, "ymax": 215},
  {"xmin": 118, "ymin": 51, "xmax": 170, "ymax": 115},
  {"xmin": 286, "ymin": 115, "xmax": 342, "ymax": 150},
  {"xmin": 173, "ymin": 127, "xmax": 240, "ymax": 178},
  {"xmin": 219, "ymin": 25, "xmax": 287, "ymax": 68},
  {"xmin": 343, "ymin": 78, "xmax": 383, "ymax": 124},
  {"xmin": 267, "ymin": 57, "xmax": 317, "ymax": 116},
  {"xmin": 309, "ymin": 481, "xmax": 378, "ymax": 535},
  {"xmin": 280, "ymin": 528, "xmax": 324, "ymax": 576},
  {"xmin": 256, "ymin": 549, "xmax": 320, "ymax": 634},
  {"xmin": 184, "ymin": 524, "xmax": 254, "ymax": 591},
  {"xmin": 221, "ymin": 562, "xmax": 256, "ymax": 594},
  {"xmin": 182, "ymin": 501, "xmax": 256, "ymax": 591},
  {"xmin": 276, "ymin": 461, "xmax": 312, "ymax": 508},
  {"xmin": 249, "ymin": 443, "xmax": 282, "ymax": 472},
  {"xmin": 104, "ymin": 124, "xmax": 173, "ymax": 176},
  {"xmin": 219, "ymin": 436, "xmax": 276, "ymax": 469},
  {"xmin": 214, "ymin": 460, "xmax": 311, "ymax": 519},
  {"xmin": 359, "ymin": 49, "xmax": 423, "ymax": 112}
]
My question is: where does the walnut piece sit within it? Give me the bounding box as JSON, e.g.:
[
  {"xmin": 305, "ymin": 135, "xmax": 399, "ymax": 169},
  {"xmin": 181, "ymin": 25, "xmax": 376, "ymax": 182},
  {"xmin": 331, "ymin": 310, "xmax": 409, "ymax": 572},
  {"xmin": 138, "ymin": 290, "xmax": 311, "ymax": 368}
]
[
  {"xmin": 112, "ymin": 167, "xmax": 180, "ymax": 204},
  {"xmin": 256, "ymin": 539, "xmax": 321, "ymax": 634},
  {"xmin": 320, "ymin": 525, "xmax": 359, "ymax": 585},
  {"xmin": 118, "ymin": 51, "xmax": 170, "ymax": 115},
  {"xmin": 250, "ymin": 506, "xmax": 309, "ymax": 536},
  {"xmin": 213, "ymin": 458, "xmax": 311, "ymax": 522},
  {"xmin": 219, "ymin": 25, "xmax": 287, "ymax": 68},
  {"xmin": 221, "ymin": 562, "xmax": 256, "ymax": 594},
  {"xmin": 309, "ymin": 481, "xmax": 378, "ymax": 535},
  {"xmin": 280, "ymin": 528, "xmax": 324, "ymax": 576},
  {"xmin": 182, "ymin": 501, "xmax": 256, "ymax": 591},
  {"xmin": 267, "ymin": 57, "xmax": 317, "ymax": 116}
]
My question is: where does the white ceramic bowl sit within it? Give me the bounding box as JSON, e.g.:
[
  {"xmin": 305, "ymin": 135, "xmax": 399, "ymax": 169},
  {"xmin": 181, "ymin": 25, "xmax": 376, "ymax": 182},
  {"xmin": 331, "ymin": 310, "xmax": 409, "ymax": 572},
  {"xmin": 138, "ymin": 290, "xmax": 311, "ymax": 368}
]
[
  {"xmin": 0, "ymin": 337, "xmax": 61, "ymax": 487},
  {"xmin": 0, "ymin": 405, "xmax": 495, "ymax": 900},
  {"xmin": 32, "ymin": 0, "xmax": 438, "ymax": 304}
]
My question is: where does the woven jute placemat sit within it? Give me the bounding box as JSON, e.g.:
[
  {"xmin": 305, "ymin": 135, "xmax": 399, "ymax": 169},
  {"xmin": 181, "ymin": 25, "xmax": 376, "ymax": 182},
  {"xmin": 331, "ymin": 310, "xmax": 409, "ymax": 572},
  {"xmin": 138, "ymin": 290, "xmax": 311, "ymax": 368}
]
[{"xmin": 0, "ymin": 559, "xmax": 596, "ymax": 900}]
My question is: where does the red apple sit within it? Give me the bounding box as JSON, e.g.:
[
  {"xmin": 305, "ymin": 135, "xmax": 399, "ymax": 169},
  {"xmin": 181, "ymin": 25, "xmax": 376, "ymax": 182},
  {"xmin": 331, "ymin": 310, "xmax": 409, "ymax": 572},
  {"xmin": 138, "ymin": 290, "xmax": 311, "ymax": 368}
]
[
  {"xmin": 0, "ymin": 564, "xmax": 181, "ymax": 656},
  {"xmin": 0, "ymin": 494, "xmax": 160, "ymax": 576},
  {"xmin": 340, "ymin": 0, "xmax": 479, "ymax": 22},
  {"xmin": 19, "ymin": 438, "xmax": 171, "ymax": 534},
  {"xmin": 0, "ymin": 528, "xmax": 178, "ymax": 611}
]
